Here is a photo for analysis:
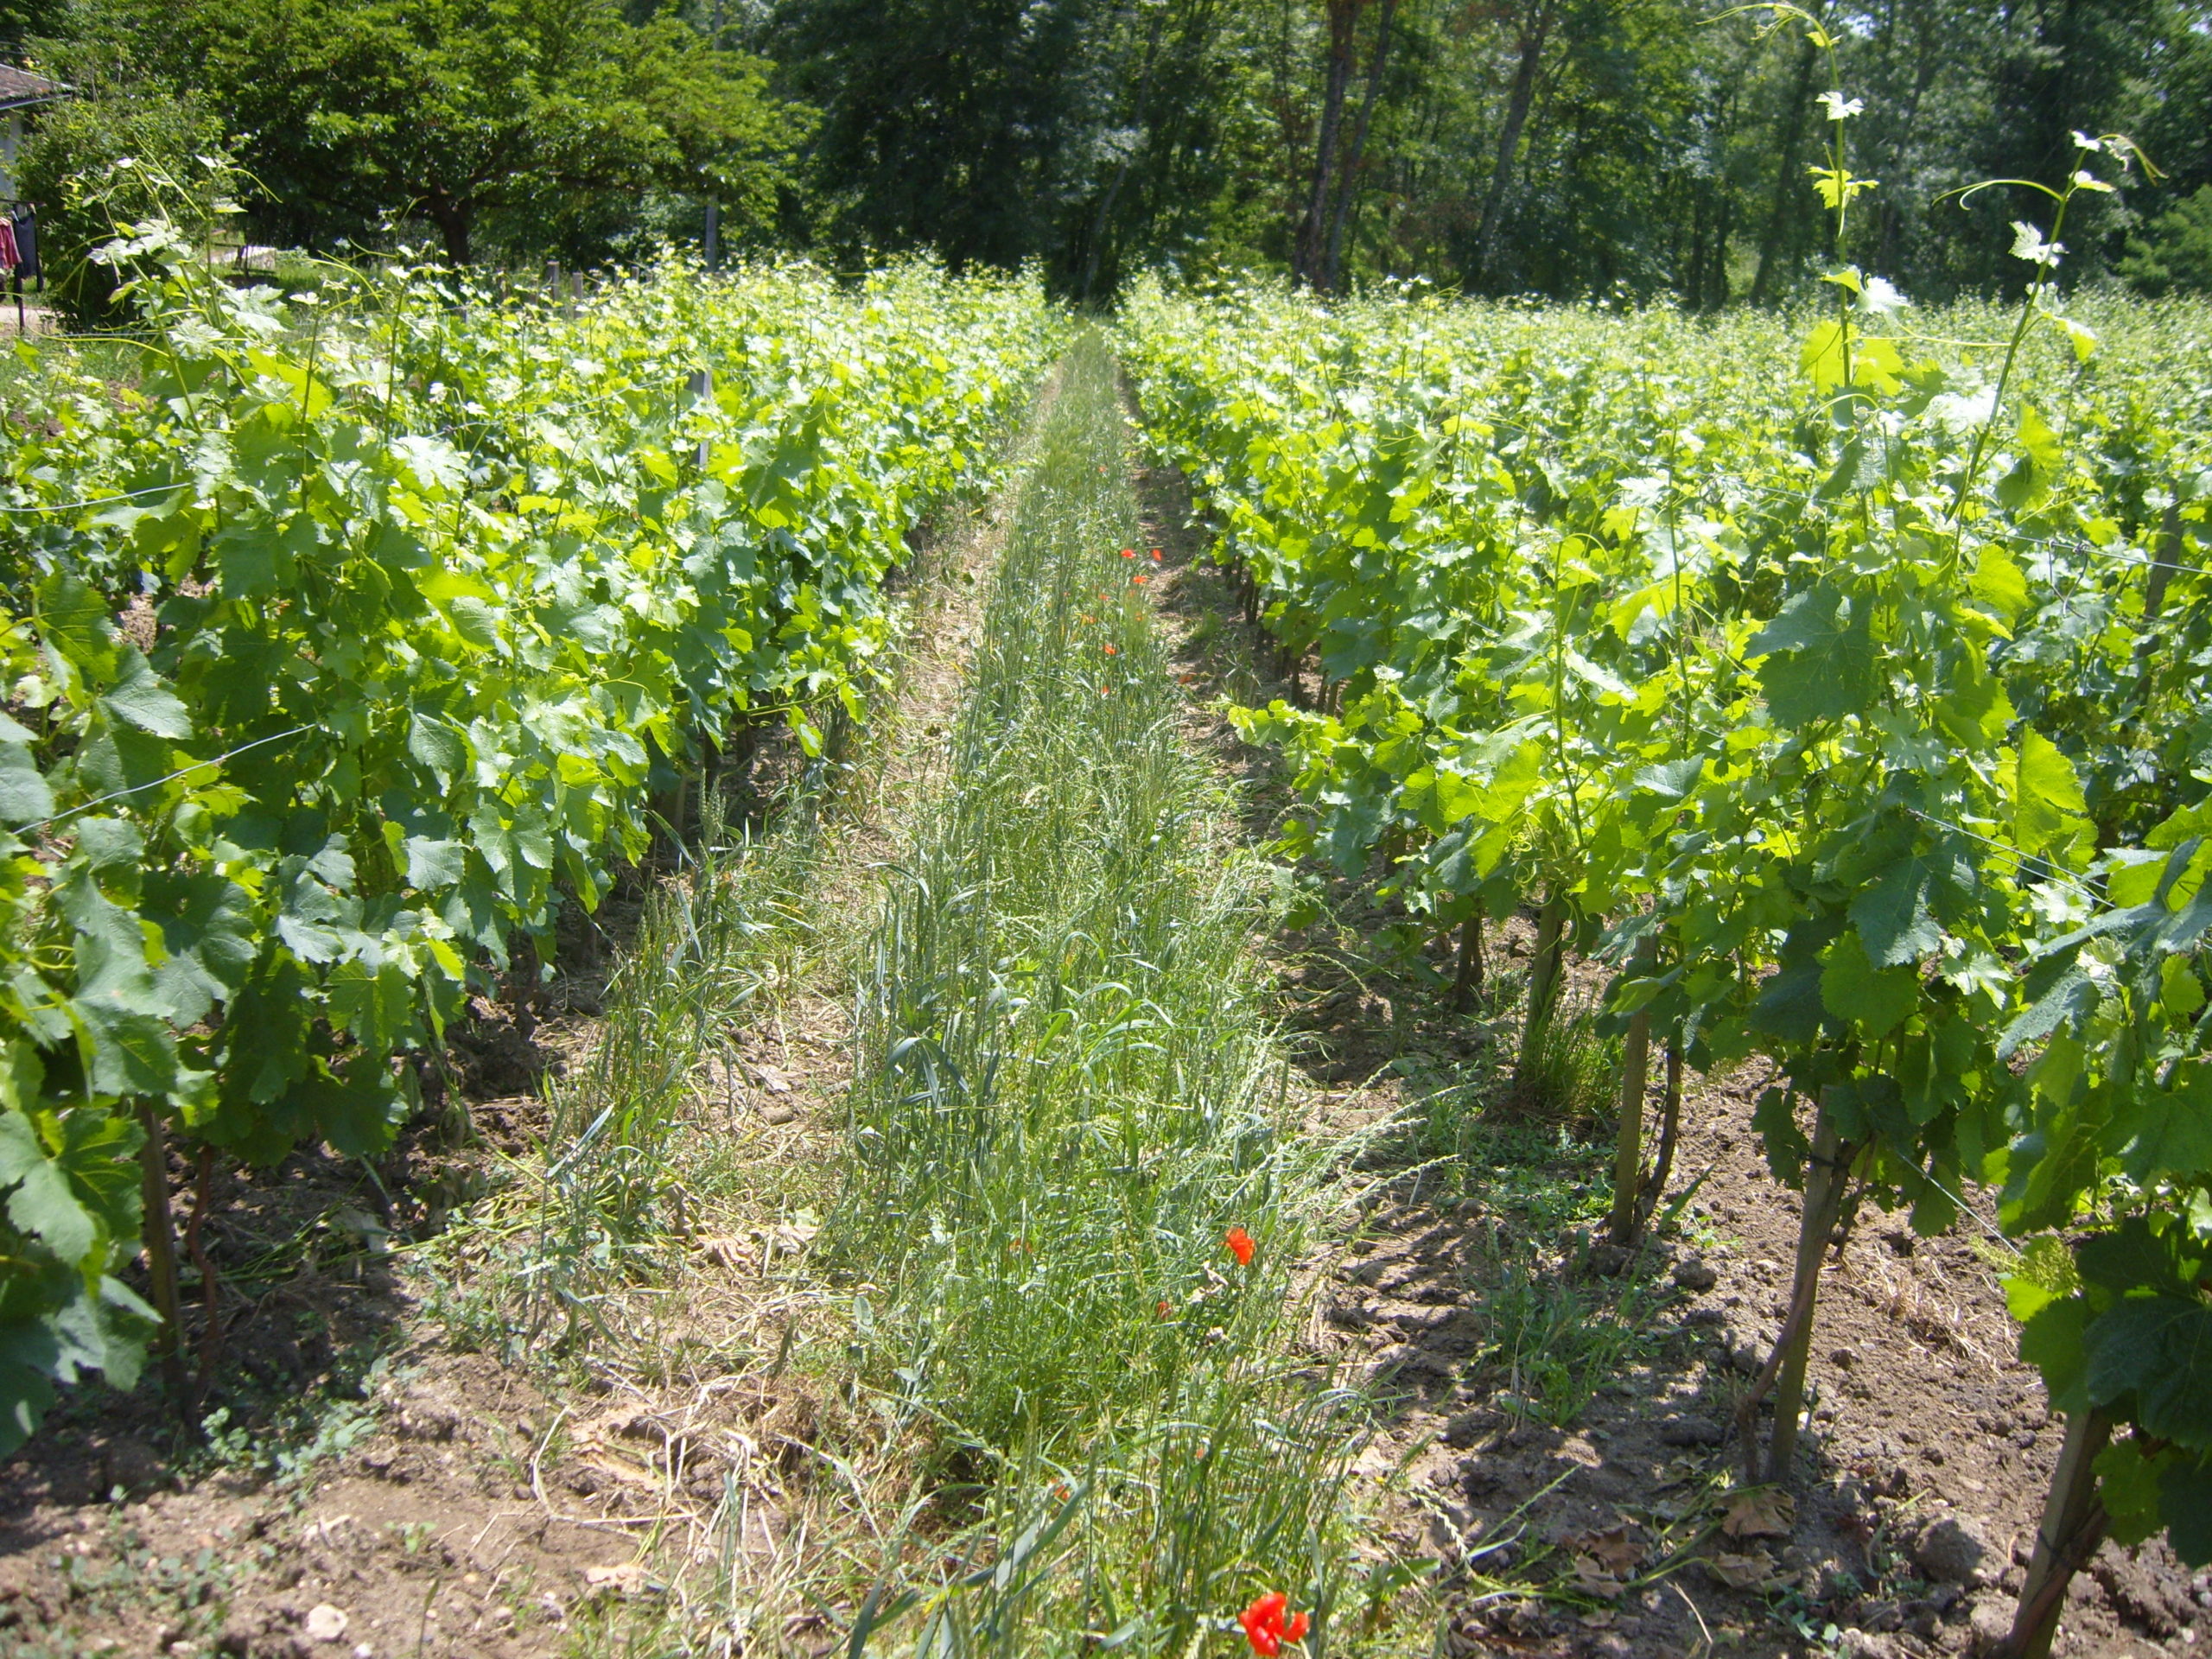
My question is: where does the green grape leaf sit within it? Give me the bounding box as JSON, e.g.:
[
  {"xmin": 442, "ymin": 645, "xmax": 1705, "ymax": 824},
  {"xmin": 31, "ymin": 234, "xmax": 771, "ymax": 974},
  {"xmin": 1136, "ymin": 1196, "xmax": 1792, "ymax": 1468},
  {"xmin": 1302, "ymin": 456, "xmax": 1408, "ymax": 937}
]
[
  {"xmin": 445, "ymin": 596, "xmax": 504, "ymax": 651},
  {"xmin": 2077, "ymin": 1216, "xmax": 2202, "ymax": 1299},
  {"xmin": 140, "ymin": 870, "xmax": 258, "ymax": 1027},
  {"xmin": 2096, "ymin": 1437, "xmax": 2168, "ymax": 1548},
  {"xmin": 280, "ymin": 1056, "xmax": 406, "ymax": 1159},
  {"xmin": 2083, "ymin": 1297, "xmax": 2212, "ymax": 1447},
  {"xmin": 325, "ymin": 957, "xmax": 416, "ymax": 1050},
  {"xmin": 1751, "ymin": 588, "xmax": 1876, "ymax": 728},
  {"xmin": 0, "ymin": 1109, "xmax": 98, "ymax": 1266},
  {"xmin": 1751, "ymin": 1084, "xmax": 1813, "ymax": 1184},
  {"xmin": 2109, "ymin": 1064, "xmax": 2212, "ymax": 1185},
  {"xmin": 0, "ymin": 743, "xmax": 54, "ymax": 826},
  {"xmin": 2163, "ymin": 1451, "xmax": 2212, "ymax": 1567},
  {"xmin": 2161, "ymin": 955, "xmax": 2208, "ymax": 1019},
  {"xmin": 1851, "ymin": 859, "xmax": 1942, "ymax": 966},
  {"xmin": 0, "ymin": 1344, "xmax": 58, "ymax": 1460},
  {"xmin": 2012, "ymin": 729, "xmax": 2089, "ymax": 864},
  {"xmin": 2019, "ymin": 1294, "xmax": 2093, "ymax": 1414},
  {"xmin": 34, "ymin": 570, "xmax": 119, "ymax": 679},
  {"xmin": 1969, "ymin": 543, "xmax": 2030, "ymax": 621},
  {"xmin": 50, "ymin": 1106, "xmax": 143, "ymax": 1245},
  {"xmin": 1999, "ymin": 964, "xmax": 2098, "ymax": 1059},
  {"xmin": 404, "ymin": 837, "xmax": 467, "ymax": 890},
  {"xmin": 1821, "ymin": 930, "xmax": 1917, "ymax": 1036},
  {"xmin": 1995, "ymin": 406, "xmax": 2063, "ymax": 512},
  {"xmin": 99, "ymin": 648, "xmax": 193, "ymax": 740},
  {"xmin": 407, "ymin": 714, "xmax": 468, "ymax": 785}
]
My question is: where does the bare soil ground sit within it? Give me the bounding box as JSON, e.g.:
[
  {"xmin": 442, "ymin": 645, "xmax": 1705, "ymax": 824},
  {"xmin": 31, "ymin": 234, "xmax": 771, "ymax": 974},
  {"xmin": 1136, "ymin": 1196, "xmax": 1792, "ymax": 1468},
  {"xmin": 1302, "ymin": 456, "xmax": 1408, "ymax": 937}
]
[{"xmin": 1129, "ymin": 423, "xmax": 2210, "ymax": 1659}]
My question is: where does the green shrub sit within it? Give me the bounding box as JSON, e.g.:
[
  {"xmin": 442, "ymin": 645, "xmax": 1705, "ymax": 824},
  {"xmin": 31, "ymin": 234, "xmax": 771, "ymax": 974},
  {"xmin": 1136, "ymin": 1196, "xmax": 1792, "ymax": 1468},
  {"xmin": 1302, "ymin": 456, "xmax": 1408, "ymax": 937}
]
[
  {"xmin": 13, "ymin": 65, "xmax": 232, "ymax": 327},
  {"xmin": 2118, "ymin": 184, "xmax": 2212, "ymax": 297}
]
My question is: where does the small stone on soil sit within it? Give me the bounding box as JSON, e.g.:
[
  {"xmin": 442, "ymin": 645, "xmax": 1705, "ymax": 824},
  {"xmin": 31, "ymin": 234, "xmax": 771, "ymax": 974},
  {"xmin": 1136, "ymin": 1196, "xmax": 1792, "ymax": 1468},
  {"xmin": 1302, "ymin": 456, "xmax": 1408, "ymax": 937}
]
[
  {"xmin": 1672, "ymin": 1258, "xmax": 1719, "ymax": 1292},
  {"xmin": 1659, "ymin": 1415, "xmax": 1728, "ymax": 1447},
  {"xmin": 1912, "ymin": 1515, "xmax": 1991, "ymax": 1586},
  {"xmin": 304, "ymin": 1603, "xmax": 349, "ymax": 1643}
]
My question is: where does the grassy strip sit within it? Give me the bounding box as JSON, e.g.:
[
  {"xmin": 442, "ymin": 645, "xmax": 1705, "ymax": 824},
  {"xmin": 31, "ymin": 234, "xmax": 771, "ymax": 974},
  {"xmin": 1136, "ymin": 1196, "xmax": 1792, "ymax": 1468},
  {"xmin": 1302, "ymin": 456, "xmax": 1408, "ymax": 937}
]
[{"xmin": 803, "ymin": 332, "xmax": 1377, "ymax": 1656}]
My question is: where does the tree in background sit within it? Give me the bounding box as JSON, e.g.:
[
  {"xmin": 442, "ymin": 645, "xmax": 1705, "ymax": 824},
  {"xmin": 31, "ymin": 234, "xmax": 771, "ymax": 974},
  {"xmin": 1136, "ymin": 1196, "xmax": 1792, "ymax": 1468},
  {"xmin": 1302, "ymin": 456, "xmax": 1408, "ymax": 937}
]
[
  {"xmin": 760, "ymin": 0, "xmax": 2209, "ymax": 301},
  {"xmin": 24, "ymin": 0, "xmax": 807, "ymax": 267},
  {"xmin": 12, "ymin": 0, "xmax": 2209, "ymax": 298}
]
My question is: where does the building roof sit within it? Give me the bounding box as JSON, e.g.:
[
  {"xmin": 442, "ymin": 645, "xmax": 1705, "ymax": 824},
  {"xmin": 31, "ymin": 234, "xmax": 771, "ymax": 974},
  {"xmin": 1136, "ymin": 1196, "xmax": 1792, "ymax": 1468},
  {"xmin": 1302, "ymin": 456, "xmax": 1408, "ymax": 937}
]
[{"xmin": 0, "ymin": 66, "xmax": 67, "ymax": 113}]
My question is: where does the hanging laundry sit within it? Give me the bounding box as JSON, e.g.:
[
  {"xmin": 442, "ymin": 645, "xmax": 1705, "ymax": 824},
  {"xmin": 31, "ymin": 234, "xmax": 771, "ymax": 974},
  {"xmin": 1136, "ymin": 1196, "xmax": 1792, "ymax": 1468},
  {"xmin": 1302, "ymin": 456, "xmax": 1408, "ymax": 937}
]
[
  {"xmin": 0, "ymin": 214, "xmax": 17, "ymax": 274},
  {"xmin": 10, "ymin": 207, "xmax": 35, "ymax": 281}
]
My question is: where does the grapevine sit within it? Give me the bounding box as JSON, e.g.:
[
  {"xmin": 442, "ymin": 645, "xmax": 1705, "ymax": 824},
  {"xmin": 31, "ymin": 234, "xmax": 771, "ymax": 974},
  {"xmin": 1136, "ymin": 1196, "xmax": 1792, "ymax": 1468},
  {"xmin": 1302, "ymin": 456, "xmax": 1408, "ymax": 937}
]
[
  {"xmin": 0, "ymin": 226, "xmax": 1058, "ymax": 1448},
  {"xmin": 1120, "ymin": 30, "xmax": 2211, "ymax": 1637}
]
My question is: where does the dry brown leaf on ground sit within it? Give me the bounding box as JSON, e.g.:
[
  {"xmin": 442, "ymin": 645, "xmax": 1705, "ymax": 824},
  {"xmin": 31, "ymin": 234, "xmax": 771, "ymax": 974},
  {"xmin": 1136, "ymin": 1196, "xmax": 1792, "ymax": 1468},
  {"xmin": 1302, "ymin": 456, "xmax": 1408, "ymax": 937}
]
[
  {"xmin": 1704, "ymin": 1549, "xmax": 1780, "ymax": 1591},
  {"xmin": 1719, "ymin": 1485, "xmax": 1795, "ymax": 1540},
  {"xmin": 1573, "ymin": 1522, "xmax": 1646, "ymax": 1575},
  {"xmin": 581, "ymin": 1562, "xmax": 663, "ymax": 1598},
  {"xmin": 757, "ymin": 1220, "xmax": 819, "ymax": 1257},
  {"xmin": 696, "ymin": 1235, "xmax": 756, "ymax": 1270},
  {"xmin": 1570, "ymin": 1557, "xmax": 1630, "ymax": 1600}
]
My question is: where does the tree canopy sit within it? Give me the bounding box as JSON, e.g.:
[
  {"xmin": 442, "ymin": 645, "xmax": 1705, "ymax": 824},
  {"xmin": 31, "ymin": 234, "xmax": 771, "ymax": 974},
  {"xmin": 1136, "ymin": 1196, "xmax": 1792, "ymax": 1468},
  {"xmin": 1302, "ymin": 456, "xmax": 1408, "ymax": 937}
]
[{"xmin": 10, "ymin": 0, "xmax": 2211, "ymax": 299}]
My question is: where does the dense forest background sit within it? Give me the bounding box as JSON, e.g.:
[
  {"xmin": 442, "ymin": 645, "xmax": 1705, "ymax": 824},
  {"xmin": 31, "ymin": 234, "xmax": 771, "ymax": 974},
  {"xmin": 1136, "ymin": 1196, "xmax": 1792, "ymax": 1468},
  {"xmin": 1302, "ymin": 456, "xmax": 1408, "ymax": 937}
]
[{"xmin": 3, "ymin": 0, "xmax": 2210, "ymax": 303}]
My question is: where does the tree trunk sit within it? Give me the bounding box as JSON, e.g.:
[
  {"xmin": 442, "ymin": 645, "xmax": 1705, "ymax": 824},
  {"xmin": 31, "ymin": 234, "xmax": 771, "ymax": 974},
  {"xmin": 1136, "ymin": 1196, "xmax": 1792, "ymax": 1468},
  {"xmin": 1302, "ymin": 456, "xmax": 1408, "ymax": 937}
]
[
  {"xmin": 1749, "ymin": 35, "xmax": 1819, "ymax": 306},
  {"xmin": 1320, "ymin": 0, "xmax": 1397, "ymax": 294},
  {"xmin": 2000, "ymin": 1411, "xmax": 2113, "ymax": 1659},
  {"xmin": 1471, "ymin": 0, "xmax": 1556, "ymax": 286},
  {"xmin": 1451, "ymin": 911, "xmax": 1485, "ymax": 1011},
  {"xmin": 1082, "ymin": 0, "xmax": 1168, "ymax": 302},
  {"xmin": 137, "ymin": 1105, "xmax": 189, "ymax": 1406},
  {"xmin": 1510, "ymin": 894, "xmax": 1567, "ymax": 1101},
  {"xmin": 1296, "ymin": 0, "xmax": 1362, "ymax": 287},
  {"xmin": 422, "ymin": 190, "xmax": 474, "ymax": 267}
]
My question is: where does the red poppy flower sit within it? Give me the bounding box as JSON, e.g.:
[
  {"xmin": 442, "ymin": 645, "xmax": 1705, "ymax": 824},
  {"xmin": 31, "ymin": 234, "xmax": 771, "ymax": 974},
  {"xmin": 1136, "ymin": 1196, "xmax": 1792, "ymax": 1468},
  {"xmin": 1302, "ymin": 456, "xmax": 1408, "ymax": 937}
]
[
  {"xmin": 1239, "ymin": 1592, "xmax": 1309, "ymax": 1657},
  {"xmin": 1224, "ymin": 1226, "xmax": 1255, "ymax": 1267},
  {"xmin": 1103, "ymin": 643, "xmax": 1119, "ymax": 656},
  {"xmin": 1151, "ymin": 549, "xmax": 1163, "ymax": 561},
  {"xmin": 1157, "ymin": 1299, "xmax": 1173, "ymax": 1318},
  {"xmin": 1132, "ymin": 574, "xmax": 1149, "ymax": 586},
  {"xmin": 1121, "ymin": 549, "xmax": 1136, "ymax": 558}
]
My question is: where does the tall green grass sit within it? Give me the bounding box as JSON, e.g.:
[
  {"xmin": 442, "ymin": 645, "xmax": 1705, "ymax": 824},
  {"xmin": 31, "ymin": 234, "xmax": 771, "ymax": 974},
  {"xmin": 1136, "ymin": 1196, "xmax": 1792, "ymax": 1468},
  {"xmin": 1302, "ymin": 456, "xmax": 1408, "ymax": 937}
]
[{"xmin": 822, "ymin": 333, "xmax": 1373, "ymax": 1656}]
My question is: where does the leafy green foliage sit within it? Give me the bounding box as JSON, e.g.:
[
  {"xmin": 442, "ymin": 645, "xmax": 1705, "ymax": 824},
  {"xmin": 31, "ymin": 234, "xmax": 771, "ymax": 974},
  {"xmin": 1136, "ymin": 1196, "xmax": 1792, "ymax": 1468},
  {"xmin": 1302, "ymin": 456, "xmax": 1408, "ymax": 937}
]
[
  {"xmin": 1122, "ymin": 134, "xmax": 2212, "ymax": 1562},
  {"xmin": 0, "ymin": 228, "xmax": 1057, "ymax": 1447}
]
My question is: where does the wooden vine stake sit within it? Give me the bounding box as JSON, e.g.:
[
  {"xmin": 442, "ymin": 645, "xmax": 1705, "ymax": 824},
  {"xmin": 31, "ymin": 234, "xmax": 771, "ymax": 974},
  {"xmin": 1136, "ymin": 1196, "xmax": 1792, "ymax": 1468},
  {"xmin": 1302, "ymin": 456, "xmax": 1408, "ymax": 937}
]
[
  {"xmin": 1449, "ymin": 912, "xmax": 1484, "ymax": 1012},
  {"xmin": 1635, "ymin": 1045, "xmax": 1684, "ymax": 1234},
  {"xmin": 1605, "ymin": 931, "xmax": 1658, "ymax": 1247},
  {"xmin": 1999, "ymin": 1410, "xmax": 2113, "ymax": 1659},
  {"xmin": 135, "ymin": 1104, "xmax": 190, "ymax": 1408}
]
